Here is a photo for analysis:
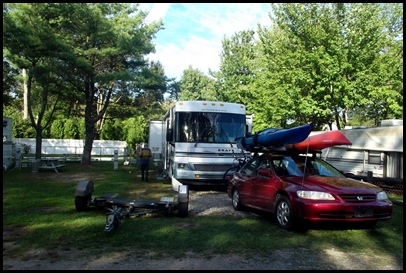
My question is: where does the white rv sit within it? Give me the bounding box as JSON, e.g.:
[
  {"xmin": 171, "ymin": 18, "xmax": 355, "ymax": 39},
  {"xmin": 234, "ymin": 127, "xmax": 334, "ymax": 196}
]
[
  {"xmin": 321, "ymin": 120, "xmax": 403, "ymax": 179},
  {"xmin": 151, "ymin": 101, "xmax": 253, "ymax": 191}
]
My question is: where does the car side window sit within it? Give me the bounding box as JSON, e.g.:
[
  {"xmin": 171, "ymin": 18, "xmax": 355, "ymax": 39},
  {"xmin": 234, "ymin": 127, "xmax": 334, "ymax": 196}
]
[
  {"xmin": 272, "ymin": 158, "xmax": 289, "ymax": 176},
  {"xmin": 241, "ymin": 157, "xmax": 261, "ymax": 176},
  {"xmin": 282, "ymin": 157, "xmax": 303, "ymax": 176},
  {"xmin": 257, "ymin": 159, "xmax": 270, "ymax": 176}
]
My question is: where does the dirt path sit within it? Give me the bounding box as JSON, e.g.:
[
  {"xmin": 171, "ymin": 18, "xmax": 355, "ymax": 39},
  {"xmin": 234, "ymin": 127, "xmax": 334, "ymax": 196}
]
[{"xmin": 3, "ymin": 244, "xmax": 402, "ymax": 270}]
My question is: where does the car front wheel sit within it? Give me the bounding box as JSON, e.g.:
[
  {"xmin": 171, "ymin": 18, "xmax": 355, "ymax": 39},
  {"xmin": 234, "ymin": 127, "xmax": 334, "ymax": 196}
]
[
  {"xmin": 275, "ymin": 195, "xmax": 294, "ymax": 230},
  {"xmin": 232, "ymin": 189, "xmax": 242, "ymax": 211}
]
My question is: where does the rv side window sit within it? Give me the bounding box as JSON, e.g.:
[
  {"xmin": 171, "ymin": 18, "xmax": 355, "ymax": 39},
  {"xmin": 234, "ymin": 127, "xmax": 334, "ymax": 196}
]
[{"xmin": 368, "ymin": 152, "xmax": 382, "ymax": 165}]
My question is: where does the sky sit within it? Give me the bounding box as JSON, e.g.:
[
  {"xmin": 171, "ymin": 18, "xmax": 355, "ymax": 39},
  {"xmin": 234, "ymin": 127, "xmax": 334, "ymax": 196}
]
[{"xmin": 138, "ymin": 3, "xmax": 273, "ymax": 81}]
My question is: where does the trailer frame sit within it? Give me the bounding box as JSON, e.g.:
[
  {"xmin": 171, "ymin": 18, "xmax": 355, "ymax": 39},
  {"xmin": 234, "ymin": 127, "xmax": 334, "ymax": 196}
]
[{"xmin": 74, "ymin": 180, "xmax": 189, "ymax": 232}]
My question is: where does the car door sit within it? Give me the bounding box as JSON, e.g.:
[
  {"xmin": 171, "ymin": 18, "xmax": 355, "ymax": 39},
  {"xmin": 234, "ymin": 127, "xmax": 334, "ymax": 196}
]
[
  {"xmin": 236, "ymin": 157, "xmax": 262, "ymax": 205},
  {"xmin": 250, "ymin": 156, "xmax": 278, "ymax": 211}
]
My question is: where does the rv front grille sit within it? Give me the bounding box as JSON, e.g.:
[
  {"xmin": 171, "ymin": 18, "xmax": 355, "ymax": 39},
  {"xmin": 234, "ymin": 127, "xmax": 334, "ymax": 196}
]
[{"xmin": 194, "ymin": 164, "xmax": 231, "ymax": 172}]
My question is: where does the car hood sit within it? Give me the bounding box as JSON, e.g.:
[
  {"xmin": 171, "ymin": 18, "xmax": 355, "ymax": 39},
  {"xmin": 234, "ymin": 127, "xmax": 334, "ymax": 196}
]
[{"xmin": 287, "ymin": 175, "xmax": 382, "ymax": 193}]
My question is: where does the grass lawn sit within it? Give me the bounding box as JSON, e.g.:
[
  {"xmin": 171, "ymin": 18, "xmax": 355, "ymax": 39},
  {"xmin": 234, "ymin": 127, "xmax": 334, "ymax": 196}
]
[{"xmin": 3, "ymin": 160, "xmax": 403, "ymax": 265}]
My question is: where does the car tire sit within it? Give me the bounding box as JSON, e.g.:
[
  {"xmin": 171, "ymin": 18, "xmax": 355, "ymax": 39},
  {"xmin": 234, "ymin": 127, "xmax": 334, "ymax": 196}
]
[
  {"xmin": 275, "ymin": 194, "xmax": 294, "ymax": 231},
  {"xmin": 232, "ymin": 189, "xmax": 242, "ymax": 211}
]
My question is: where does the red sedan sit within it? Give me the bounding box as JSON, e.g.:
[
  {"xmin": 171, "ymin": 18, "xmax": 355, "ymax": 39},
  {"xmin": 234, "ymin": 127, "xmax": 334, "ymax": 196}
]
[{"xmin": 227, "ymin": 152, "xmax": 393, "ymax": 231}]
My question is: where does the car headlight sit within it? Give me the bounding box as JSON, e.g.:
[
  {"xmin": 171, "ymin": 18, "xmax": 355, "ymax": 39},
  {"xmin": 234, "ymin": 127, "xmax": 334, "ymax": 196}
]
[
  {"xmin": 377, "ymin": 191, "xmax": 389, "ymax": 201},
  {"xmin": 297, "ymin": 190, "xmax": 335, "ymax": 200}
]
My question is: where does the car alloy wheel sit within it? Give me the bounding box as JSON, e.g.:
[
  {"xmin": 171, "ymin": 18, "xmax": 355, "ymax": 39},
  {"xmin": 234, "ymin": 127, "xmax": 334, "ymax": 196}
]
[
  {"xmin": 275, "ymin": 195, "xmax": 293, "ymax": 230},
  {"xmin": 232, "ymin": 189, "xmax": 242, "ymax": 211}
]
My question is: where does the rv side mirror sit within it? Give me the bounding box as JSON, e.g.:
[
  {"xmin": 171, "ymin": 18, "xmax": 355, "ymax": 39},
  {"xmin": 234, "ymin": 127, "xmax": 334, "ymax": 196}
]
[{"xmin": 166, "ymin": 128, "xmax": 173, "ymax": 142}]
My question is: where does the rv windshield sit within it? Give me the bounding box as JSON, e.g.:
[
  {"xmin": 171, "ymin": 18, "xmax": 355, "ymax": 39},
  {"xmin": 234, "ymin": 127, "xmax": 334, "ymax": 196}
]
[{"xmin": 175, "ymin": 112, "xmax": 246, "ymax": 143}]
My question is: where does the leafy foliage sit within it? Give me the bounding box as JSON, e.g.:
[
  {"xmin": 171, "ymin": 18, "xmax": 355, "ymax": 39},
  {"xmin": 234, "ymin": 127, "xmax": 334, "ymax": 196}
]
[
  {"xmin": 122, "ymin": 116, "xmax": 148, "ymax": 148},
  {"xmin": 178, "ymin": 66, "xmax": 218, "ymax": 101},
  {"xmin": 3, "ymin": 105, "xmax": 35, "ymax": 138},
  {"xmin": 214, "ymin": 30, "xmax": 258, "ymax": 108},
  {"xmin": 3, "ymin": 3, "xmax": 403, "ymax": 145},
  {"xmin": 3, "ymin": 3, "xmax": 166, "ymax": 163},
  {"xmin": 50, "ymin": 118, "xmax": 65, "ymax": 139},
  {"xmin": 213, "ymin": 3, "xmax": 402, "ymax": 131}
]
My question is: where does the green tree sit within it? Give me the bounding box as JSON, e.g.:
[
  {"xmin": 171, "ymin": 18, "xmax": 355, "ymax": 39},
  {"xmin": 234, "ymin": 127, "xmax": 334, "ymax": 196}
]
[
  {"xmin": 2, "ymin": 60, "xmax": 20, "ymax": 106},
  {"xmin": 57, "ymin": 3, "xmax": 163, "ymax": 164},
  {"xmin": 4, "ymin": 3, "xmax": 74, "ymax": 158},
  {"xmin": 166, "ymin": 79, "xmax": 181, "ymax": 101},
  {"xmin": 178, "ymin": 66, "xmax": 217, "ymax": 101},
  {"xmin": 131, "ymin": 61, "xmax": 169, "ymax": 121},
  {"xmin": 4, "ymin": 3, "xmax": 164, "ymax": 163},
  {"xmin": 50, "ymin": 117, "xmax": 65, "ymax": 139},
  {"xmin": 98, "ymin": 60, "xmax": 168, "ymax": 139},
  {"xmin": 100, "ymin": 118, "xmax": 123, "ymax": 140},
  {"xmin": 122, "ymin": 116, "xmax": 147, "ymax": 149},
  {"xmin": 3, "ymin": 105, "xmax": 35, "ymax": 138},
  {"xmin": 214, "ymin": 30, "xmax": 258, "ymax": 109},
  {"xmin": 63, "ymin": 118, "xmax": 80, "ymax": 139},
  {"xmin": 251, "ymin": 26, "xmax": 294, "ymax": 131},
  {"xmin": 254, "ymin": 3, "xmax": 403, "ymax": 130}
]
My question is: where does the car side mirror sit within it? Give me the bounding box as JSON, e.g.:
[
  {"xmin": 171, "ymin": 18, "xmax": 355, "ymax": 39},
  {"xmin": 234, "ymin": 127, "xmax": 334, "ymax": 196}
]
[{"xmin": 258, "ymin": 169, "xmax": 272, "ymax": 178}]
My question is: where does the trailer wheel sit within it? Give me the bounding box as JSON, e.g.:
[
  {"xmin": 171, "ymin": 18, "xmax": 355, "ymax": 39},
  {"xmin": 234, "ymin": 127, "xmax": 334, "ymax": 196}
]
[
  {"xmin": 75, "ymin": 194, "xmax": 91, "ymax": 212},
  {"xmin": 178, "ymin": 202, "xmax": 188, "ymax": 217}
]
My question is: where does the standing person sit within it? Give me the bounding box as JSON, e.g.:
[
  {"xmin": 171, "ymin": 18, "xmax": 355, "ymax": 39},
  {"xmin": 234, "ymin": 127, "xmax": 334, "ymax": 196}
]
[{"xmin": 140, "ymin": 144, "xmax": 152, "ymax": 182}]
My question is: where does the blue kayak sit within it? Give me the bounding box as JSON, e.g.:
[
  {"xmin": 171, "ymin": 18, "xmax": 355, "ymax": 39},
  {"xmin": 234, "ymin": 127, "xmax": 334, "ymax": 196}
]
[{"xmin": 237, "ymin": 123, "xmax": 314, "ymax": 150}]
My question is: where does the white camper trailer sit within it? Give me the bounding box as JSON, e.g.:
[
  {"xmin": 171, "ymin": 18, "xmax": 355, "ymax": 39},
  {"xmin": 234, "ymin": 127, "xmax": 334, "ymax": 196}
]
[
  {"xmin": 3, "ymin": 116, "xmax": 14, "ymax": 170},
  {"xmin": 321, "ymin": 120, "xmax": 403, "ymax": 179},
  {"xmin": 148, "ymin": 120, "xmax": 164, "ymax": 160},
  {"xmin": 151, "ymin": 101, "xmax": 253, "ymax": 191}
]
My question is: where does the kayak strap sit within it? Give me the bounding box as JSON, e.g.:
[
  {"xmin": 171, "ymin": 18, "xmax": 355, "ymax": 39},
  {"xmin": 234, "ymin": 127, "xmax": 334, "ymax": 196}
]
[{"xmin": 252, "ymin": 133, "xmax": 259, "ymax": 146}]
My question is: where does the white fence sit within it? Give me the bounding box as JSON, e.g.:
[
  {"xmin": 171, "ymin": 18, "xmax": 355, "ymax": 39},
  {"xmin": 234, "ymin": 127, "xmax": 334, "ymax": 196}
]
[{"xmin": 14, "ymin": 138, "xmax": 129, "ymax": 160}]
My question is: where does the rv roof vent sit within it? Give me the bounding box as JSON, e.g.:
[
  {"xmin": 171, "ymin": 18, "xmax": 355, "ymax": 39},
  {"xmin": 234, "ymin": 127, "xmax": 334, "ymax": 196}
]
[{"xmin": 380, "ymin": 119, "xmax": 403, "ymax": 127}]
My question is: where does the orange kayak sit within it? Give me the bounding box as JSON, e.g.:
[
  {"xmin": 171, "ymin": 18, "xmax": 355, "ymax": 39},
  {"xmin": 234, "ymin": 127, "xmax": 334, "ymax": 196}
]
[{"xmin": 286, "ymin": 130, "xmax": 352, "ymax": 152}]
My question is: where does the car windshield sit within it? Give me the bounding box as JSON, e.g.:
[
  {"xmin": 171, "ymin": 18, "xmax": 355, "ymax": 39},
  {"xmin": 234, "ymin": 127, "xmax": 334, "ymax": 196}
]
[{"xmin": 272, "ymin": 156, "xmax": 345, "ymax": 178}]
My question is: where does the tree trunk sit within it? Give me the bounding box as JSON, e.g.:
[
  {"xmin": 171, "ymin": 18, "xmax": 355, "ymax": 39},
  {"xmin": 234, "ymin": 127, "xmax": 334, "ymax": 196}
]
[
  {"xmin": 81, "ymin": 120, "xmax": 95, "ymax": 165},
  {"xmin": 35, "ymin": 129, "xmax": 43, "ymax": 159}
]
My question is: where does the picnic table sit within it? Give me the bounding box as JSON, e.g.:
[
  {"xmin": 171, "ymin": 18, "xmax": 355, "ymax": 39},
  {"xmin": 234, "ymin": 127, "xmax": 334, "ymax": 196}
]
[{"xmin": 38, "ymin": 158, "xmax": 65, "ymax": 174}]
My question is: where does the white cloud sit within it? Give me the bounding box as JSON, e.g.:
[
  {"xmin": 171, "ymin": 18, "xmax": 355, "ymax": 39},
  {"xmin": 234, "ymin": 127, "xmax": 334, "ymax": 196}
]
[
  {"xmin": 144, "ymin": 3, "xmax": 172, "ymax": 24},
  {"xmin": 142, "ymin": 3, "xmax": 273, "ymax": 80}
]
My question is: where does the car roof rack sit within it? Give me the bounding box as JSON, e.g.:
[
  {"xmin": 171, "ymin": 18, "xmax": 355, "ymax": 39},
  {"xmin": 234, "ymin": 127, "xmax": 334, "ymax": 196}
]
[{"xmin": 244, "ymin": 145, "xmax": 322, "ymax": 157}]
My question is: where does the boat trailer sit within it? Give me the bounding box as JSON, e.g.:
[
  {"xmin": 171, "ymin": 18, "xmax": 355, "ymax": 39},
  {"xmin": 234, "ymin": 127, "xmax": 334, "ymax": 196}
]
[{"xmin": 74, "ymin": 180, "xmax": 189, "ymax": 232}]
